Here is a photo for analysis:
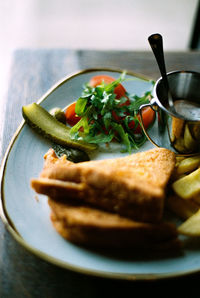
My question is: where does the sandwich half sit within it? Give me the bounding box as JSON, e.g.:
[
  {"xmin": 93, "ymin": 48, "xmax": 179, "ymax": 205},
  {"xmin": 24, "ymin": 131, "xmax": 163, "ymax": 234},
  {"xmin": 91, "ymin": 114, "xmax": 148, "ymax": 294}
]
[
  {"xmin": 48, "ymin": 197, "xmax": 179, "ymax": 249},
  {"xmin": 32, "ymin": 147, "xmax": 175, "ymax": 223}
]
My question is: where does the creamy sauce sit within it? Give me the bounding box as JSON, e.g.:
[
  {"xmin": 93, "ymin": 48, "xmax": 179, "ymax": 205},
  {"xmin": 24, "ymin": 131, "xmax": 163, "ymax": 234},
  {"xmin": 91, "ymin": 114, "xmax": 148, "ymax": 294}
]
[{"xmin": 174, "ymin": 100, "xmax": 200, "ymax": 120}]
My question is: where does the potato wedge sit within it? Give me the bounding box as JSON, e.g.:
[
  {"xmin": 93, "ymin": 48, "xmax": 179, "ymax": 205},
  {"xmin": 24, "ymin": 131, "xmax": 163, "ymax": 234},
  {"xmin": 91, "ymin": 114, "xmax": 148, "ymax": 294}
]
[
  {"xmin": 166, "ymin": 195, "xmax": 199, "ymax": 220},
  {"xmin": 172, "ymin": 167, "xmax": 200, "ymax": 199},
  {"xmin": 171, "ymin": 117, "xmax": 185, "ymax": 142},
  {"xmin": 184, "ymin": 124, "xmax": 198, "ymax": 151},
  {"xmin": 173, "ymin": 138, "xmax": 187, "ymax": 153},
  {"xmin": 176, "ymin": 156, "xmax": 200, "ymax": 175},
  {"xmin": 178, "ymin": 209, "xmax": 200, "ymax": 236},
  {"xmin": 190, "ymin": 123, "xmax": 200, "ymax": 140}
]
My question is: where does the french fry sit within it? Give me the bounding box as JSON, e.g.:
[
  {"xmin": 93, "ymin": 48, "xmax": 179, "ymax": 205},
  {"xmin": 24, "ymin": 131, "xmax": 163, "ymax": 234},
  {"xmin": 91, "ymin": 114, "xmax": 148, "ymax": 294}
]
[
  {"xmin": 166, "ymin": 195, "xmax": 199, "ymax": 220},
  {"xmin": 171, "ymin": 157, "xmax": 187, "ymax": 181},
  {"xmin": 176, "ymin": 156, "xmax": 200, "ymax": 175},
  {"xmin": 169, "ymin": 147, "xmax": 200, "ymax": 238},
  {"xmin": 178, "ymin": 209, "xmax": 200, "ymax": 236},
  {"xmin": 172, "ymin": 167, "xmax": 200, "ymax": 199}
]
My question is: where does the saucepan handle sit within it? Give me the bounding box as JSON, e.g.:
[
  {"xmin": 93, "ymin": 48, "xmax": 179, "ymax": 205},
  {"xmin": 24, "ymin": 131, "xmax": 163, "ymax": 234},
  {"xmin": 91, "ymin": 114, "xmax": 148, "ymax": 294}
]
[{"xmin": 139, "ymin": 101, "xmax": 159, "ymax": 148}]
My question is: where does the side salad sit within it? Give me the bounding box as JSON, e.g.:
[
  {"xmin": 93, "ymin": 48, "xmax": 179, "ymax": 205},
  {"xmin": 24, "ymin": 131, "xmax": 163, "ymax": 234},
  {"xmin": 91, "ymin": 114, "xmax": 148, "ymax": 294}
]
[
  {"xmin": 22, "ymin": 72, "xmax": 155, "ymax": 162},
  {"xmin": 65, "ymin": 73, "xmax": 155, "ymax": 153}
]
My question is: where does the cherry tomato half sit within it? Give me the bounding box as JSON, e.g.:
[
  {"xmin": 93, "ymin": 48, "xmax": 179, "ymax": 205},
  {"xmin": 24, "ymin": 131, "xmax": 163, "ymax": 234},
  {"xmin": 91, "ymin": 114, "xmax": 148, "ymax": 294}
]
[
  {"xmin": 65, "ymin": 102, "xmax": 81, "ymax": 126},
  {"xmin": 89, "ymin": 75, "xmax": 127, "ymax": 99},
  {"xmin": 128, "ymin": 106, "xmax": 155, "ymax": 133}
]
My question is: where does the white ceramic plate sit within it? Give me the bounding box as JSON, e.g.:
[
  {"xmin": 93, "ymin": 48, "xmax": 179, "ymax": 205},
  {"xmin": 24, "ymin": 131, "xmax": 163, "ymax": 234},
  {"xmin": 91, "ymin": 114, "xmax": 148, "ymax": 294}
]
[{"xmin": 1, "ymin": 68, "xmax": 200, "ymax": 281}]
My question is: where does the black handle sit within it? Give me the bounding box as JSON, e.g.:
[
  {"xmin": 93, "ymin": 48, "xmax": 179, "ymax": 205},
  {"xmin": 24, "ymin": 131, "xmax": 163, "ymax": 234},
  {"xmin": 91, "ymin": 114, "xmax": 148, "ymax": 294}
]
[
  {"xmin": 148, "ymin": 33, "xmax": 168, "ymax": 87},
  {"xmin": 148, "ymin": 33, "xmax": 176, "ymax": 112}
]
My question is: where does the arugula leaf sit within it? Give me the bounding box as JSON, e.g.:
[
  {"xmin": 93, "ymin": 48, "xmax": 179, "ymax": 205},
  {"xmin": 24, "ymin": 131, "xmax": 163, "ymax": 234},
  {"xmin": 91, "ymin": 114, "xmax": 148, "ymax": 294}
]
[
  {"xmin": 70, "ymin": 115, "xmax": 90, "ymax": 135},
  {"xmin": 104, "ymin": 72, "xmax": 126, "ymax": 93},
  {"xmin": 101, "ymin": 93, "xmax": 116, "ymax": 116},
  {"xmin": 84, "ymin": 133, "xmax": 114, "ymax": 144},
  {"xmin": 111, "ymin": 122, "xmax": 131, "ymax": 153},
  {"xmin": 75, "ymin": 97, "xmax": 88, "ymax": 116}
]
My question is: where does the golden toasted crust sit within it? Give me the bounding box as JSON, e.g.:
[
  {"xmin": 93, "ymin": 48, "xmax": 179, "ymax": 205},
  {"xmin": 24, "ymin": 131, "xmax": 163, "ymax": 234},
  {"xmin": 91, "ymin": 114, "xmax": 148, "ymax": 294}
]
[
  {"xmin": 32, "ymin": 148, "xmax": 176, "ymax": 222},
  {"xmin": 48, "ymin": 198, "xmax": 179, "ymax": 249},
  {"xmin": 42, "ymin": 147, "xmax": 175, "ymax": 190}
]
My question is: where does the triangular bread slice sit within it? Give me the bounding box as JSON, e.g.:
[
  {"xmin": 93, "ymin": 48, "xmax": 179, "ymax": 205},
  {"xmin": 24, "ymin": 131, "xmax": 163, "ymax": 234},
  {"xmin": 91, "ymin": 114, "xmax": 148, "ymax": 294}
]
[
  {"xmin": 32, "ymin": 147, "xmax": 175, "ymax": 223},
  {"xmin": 48, "ymin": 197, "xmax": 180, "ymax": 250}
]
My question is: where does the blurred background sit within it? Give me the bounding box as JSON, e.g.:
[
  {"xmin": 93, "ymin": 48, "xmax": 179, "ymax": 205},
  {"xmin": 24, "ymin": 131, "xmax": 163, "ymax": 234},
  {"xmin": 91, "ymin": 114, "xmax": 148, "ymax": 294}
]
[{"xmin": 0, "ymin": 0, "xmax": 199, "ymax": 118}]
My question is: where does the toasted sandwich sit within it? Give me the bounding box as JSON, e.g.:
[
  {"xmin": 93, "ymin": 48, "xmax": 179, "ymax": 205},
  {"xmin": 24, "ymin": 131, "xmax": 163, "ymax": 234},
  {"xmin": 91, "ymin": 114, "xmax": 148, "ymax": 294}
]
[
  {"xmin": 48, "ymin": 197, "xmax": 179, "ymax": 249},
  {"xmin": 32, "ymin": 147, "xmax": 176, "ymax": 223}
]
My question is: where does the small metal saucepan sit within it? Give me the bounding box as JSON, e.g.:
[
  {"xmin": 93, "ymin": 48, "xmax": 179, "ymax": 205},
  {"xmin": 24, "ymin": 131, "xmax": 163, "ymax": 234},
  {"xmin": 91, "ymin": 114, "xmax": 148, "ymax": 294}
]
[{"xmin": 139, "ymin": 70, "xmax": 200, "ymax": 156}]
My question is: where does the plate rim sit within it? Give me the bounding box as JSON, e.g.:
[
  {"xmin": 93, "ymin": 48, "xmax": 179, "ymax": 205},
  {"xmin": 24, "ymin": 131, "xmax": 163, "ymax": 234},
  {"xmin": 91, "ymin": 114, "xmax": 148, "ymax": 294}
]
[{"xmin": 1, "ymin": 67, "xmax": 199, "ymax": 281}]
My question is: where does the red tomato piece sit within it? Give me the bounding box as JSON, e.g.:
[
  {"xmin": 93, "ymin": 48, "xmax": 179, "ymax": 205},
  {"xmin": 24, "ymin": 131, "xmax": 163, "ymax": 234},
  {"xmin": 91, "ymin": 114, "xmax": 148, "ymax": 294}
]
[
  {"xmin": 112, "ymin": 110, "xmax": 123, "ymax": 122},
  {"xmin": 89, "ymin": 75, "xmax": 126, "ymax": 99},
  {"xmin": 128, "ymin": 107, "xmax": 155, "ymax": 133},
  {"xmin": 139, "ymin": 106, "xmax": 155, "ymax": 129},
  {"xmin": 65, "ymin": 102, "xmax": 81, "ymax": 126}
]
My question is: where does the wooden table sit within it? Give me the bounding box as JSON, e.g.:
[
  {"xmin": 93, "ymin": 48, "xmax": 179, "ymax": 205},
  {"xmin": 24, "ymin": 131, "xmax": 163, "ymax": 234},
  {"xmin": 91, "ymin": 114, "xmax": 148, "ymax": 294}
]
[{"xmin": 1, "ymin": 49, "xmax": 200, "ymax": 297}]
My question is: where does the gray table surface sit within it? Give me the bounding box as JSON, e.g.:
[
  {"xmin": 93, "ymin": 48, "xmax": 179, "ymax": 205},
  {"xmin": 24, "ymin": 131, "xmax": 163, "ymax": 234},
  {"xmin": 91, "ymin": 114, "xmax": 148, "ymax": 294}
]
[{"xmin": 1, "ymin": 49, "xmax": 200, "ymax": 297}]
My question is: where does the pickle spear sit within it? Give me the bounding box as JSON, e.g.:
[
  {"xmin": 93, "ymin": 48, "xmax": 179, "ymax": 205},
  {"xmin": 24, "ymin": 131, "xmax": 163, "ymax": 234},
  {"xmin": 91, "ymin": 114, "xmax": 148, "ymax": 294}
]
[{"xmin": 22, "ymin": 103, "xmax": 97, "ymax": 151}]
